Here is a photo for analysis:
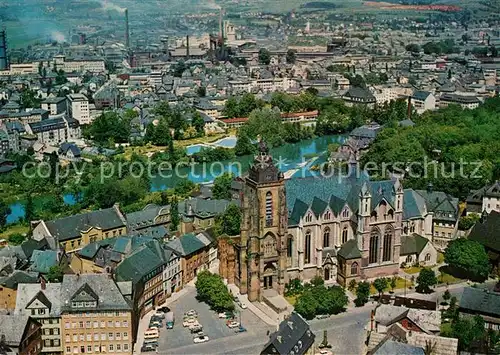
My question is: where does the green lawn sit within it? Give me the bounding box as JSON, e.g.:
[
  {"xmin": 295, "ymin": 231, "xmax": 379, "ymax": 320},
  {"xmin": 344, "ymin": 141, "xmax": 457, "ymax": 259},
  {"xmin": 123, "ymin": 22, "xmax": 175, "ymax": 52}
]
[
  {"xmin": 370, "ymin": 277, "xmax": 413, "ymax": 295},
  {"xmin": 285, "ymin": 295, "xmax": 298, "ymax": 306},
  {"xmin": 0, "ymin": 224, "xmax": 29, "ymax": 240},
  {"xmin": 438, "ymin": 272, "xmax": 463, "ymax": 284},
  {"xmin": 404, "ymin": 266, "xmax": 423, "ymax": 274},
  {"xmin": 437, "ymin": 252, "xmax": 445, "ymax": 264}
]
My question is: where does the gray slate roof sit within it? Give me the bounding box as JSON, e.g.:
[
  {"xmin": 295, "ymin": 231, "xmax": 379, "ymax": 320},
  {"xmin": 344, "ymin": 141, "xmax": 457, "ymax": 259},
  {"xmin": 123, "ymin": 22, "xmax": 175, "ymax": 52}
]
[
  {"xmin": 403, "ymin": 189, "xmax": 427, "ymax": 220},
  {"xmin": 15, "ymin": 283, "xmax": 63, "ymax": 317},
  {"xmin": 44, "ymin": 205, "xmax": 126, "ymax": 242},
  {"xmin": 459, "ymin": 287, "xmax": 500, "ymax": 318},
  {"xmin": 0, "ymin": 314, "xmax": 31, "ymax": 346},
  {"xmin": 60, "ymin": 274, "xmax": 132, "ymax": 312},
  {"xmin": 373, "ymin": 340, "xmax": 424, "ymax": 355},
  {"xmin": 400, "ymin": 234, "xmax": 429, "ymax": 256}
]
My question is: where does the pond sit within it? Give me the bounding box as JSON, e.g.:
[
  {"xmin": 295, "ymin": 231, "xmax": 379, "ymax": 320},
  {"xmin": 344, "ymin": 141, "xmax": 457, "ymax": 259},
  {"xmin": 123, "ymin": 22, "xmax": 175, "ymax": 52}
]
[{"xmin": 6, "ymin": 135, "xmax": 345, "ymax": 223}]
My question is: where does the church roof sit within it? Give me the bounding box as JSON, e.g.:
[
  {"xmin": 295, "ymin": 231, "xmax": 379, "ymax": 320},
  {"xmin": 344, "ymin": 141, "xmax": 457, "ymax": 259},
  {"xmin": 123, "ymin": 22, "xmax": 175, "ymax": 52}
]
[{"xmin": 337, "ymin": 239, "xmax": 361, "ymax": 260}]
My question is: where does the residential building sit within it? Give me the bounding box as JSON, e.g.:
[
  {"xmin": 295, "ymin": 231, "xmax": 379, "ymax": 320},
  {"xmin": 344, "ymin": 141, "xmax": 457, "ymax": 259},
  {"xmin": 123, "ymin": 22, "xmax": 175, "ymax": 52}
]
[
  {"xmin": 53, "ymin": 55, "xmax": 105, "ymax": 73},
  {"xmin": 67, "ymin": 94, "xmax": 90, "ymax": 125},
  {"xmin": 0, "ymin": 315, "xmax": 42, "ymax": 355},
  {"xmin": 41, "ymin": 98, "xmax": 67, "ymax": 115},
  {"xmin": 115, "ymin": 239, "xmax": 169, "ymax": 318},
  {"xmin": 459, "ymin": 287, "xmax": 500, "ymax": 330},
  {"xmin": 178, "ymin": 198, "xmax": 236, "ymax": 233},
  {"xmin": 165, "ymin": 231, "xmax": 214, "ymax": 285},
  {"xmin": 342, "ymin": 86, "xmax": 376, "ymax": 107},
  {"xmin": 261, "ymin": 312, "xmax": 315, "ymax": 355},
  {"xmin": 15, "ymin": 282, "xmax": 63, "ymax": 354},
  {"xmin": 439, "ymin": 93, "xmax": 481, "ymax": 110},
  {"xmin": 0, "ymin": 270, "xmax": 39, "ymax": 312},
  {"xmin": 373, "ymin": 304, "xmax": 441, "ymax": 334},
  {"xmin": 162, "ymin": 249, "xmax": 182, "ymax": 297},
  {"xmin": 411, "ymin": 91, "xmax": 436, "ymax": 114},
  {"xmin": 31, "ymin": 204, "xmax": 127, "ymax": 253},
  {"xmin": 125, "ymin": 204, "xmax": 170, "ymax": 232},
  {"xmin": 399, "ymin": 234, "xmax": 437, "ymax": 267},
  {"xmin": 402, "ymin": 189, "xmax": 433, "ymax": 240},
  {"xmin": 58, "ymin": 143, "xmax": 81, "ymax": 162},
  {"xmin": 413, "ymin": 184, "xmax": 459, "ymax": 250},
  {"xmin": 26, "ymin": 116, "xmax": 81, "ymax": 146},
  {"xmin": 59, "ymin": 274, "xmax": 133, "ymax": 355},
  {"xmin": 0, "ymin": 129, "xmax": 10, "ymax": 157},
  {"xmin": 466, "ymin": 181, "xmax": 500, "ymax": 215}
]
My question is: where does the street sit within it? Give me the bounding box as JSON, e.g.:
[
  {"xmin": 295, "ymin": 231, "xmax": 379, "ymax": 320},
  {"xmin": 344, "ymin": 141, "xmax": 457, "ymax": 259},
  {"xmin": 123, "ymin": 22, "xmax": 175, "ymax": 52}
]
[{"xmin": 144, "ymin": 285, "xmax": 374, "ymax": 355}]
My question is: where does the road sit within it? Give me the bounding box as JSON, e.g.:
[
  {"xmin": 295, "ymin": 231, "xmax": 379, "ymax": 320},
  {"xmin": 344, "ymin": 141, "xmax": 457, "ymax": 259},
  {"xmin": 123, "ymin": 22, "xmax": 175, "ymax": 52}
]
[{"xmin": 157, "ymin": 285, "xmax": 373, "ymax": 355}]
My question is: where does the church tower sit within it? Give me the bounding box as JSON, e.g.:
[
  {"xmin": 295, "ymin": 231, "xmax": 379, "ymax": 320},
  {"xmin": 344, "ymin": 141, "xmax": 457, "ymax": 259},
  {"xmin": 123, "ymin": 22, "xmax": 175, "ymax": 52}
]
[{"xmin": 239, "ymin": 141, "xmax": 288, "ymax": 302}]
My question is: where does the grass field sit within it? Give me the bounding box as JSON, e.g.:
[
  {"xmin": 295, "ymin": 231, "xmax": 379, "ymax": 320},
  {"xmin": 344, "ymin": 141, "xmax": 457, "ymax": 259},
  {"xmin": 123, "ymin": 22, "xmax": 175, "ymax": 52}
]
[
  {"xmin": 369, "ymin": 277, "xmax": 413, "ymax": 295},
  {"xmin": 0, "ymin": 224, "xmax": 29, "ymax": 240}
]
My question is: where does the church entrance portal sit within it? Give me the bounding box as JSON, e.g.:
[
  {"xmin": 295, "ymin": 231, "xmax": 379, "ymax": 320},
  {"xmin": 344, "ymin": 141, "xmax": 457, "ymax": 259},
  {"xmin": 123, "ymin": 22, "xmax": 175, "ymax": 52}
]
[{"xmin": 264, "ymin": 276, "xmax": 273, "ymax": 289}]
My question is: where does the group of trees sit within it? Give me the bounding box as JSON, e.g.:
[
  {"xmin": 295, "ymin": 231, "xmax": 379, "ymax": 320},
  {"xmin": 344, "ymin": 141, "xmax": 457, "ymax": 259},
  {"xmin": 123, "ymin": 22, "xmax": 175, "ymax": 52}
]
[
  {"xmin": 84, "ymin": 111, "xmax": 132, "ymax": 145},
  {"xmin": 191, "ymin": 147, "xmax": 234, "ymax": 163},
  {"xmin": 405, "ymin": 40, "xmax": 459, "ymax": 55},
  {"xmin": 293, "ymin": 277, "xmax": 348, "ymax": 320},
  {"xmin": 363, "ymin": 97, "xmax": 500, "ymax": 199},
  {"xmin": 215, "ymin": 203, "xmax": 241, "ymax": 236},
  {"xmin": 444, "ymin": 238, "xmax": 490, "ymax": 281},
  {"xmin": 415, "ymin": 268, "xmax": 438, "ymax": 293},
  {"xmin": 195, "ymin": 270, "xmax": 234, "ymax": 312},
  {"xmin": 223, "ymin": 93, "xmax": 265, "ymax": 118},
  {"xmin": 212, "ymin": 172, "xmax": 234, "ymax": 200}
]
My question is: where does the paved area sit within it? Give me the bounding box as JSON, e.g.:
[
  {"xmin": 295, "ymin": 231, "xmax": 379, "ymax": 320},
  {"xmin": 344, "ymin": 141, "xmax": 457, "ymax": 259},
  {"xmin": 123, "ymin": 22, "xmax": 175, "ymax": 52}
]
[{"xmin": 154, "ymin": 285, "xmax": 273, "ymax": 354}]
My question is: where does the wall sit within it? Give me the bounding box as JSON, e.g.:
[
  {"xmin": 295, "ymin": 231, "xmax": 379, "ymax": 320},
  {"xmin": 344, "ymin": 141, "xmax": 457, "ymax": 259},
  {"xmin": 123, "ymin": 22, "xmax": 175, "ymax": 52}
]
[{"xmin": 0, "ymin": 286, "xmax": 16, "ymax": 311}]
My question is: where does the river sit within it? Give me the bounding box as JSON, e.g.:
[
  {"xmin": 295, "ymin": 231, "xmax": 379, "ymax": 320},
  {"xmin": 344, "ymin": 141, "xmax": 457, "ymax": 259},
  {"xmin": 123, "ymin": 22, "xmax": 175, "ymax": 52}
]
[{"xmin": 6, "ymin": 135, "xmax": 345, "ymax": 224}]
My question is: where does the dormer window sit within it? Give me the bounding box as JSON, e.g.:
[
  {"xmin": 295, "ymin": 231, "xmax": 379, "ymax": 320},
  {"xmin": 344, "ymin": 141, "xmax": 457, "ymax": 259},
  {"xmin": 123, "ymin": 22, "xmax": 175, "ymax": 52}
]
[{"xmin": 342, "ymin": 208, "xmax": 349, "ymax": 218}]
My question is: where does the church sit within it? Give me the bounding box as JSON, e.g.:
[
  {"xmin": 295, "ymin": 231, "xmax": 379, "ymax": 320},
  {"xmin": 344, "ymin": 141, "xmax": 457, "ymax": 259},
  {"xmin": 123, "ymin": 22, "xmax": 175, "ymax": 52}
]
[{"xmin": 219, "ymin": 142, "xmax": 435, "ymax": 302}]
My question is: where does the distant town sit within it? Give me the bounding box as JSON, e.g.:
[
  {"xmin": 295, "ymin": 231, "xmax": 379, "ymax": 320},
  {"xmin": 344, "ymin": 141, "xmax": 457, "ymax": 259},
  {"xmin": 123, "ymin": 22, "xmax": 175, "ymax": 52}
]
[{"xmin": 0, "ymin": 0, "xmax": 499, "ymax": 354}]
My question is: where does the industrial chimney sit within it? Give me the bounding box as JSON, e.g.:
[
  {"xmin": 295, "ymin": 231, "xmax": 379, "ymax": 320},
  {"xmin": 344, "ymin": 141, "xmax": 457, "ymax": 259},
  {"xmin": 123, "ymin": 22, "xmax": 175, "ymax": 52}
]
[
  {"xmin": 125, "ymin": 8, "xmax": 130, "ymax": 49},
  {"xmin": 0, "ymin": 30, "xmax": 8, "ymax": 71},
  {"xmin": 186, "ymin": 35, "xmax": 190, "ymax": 59}
]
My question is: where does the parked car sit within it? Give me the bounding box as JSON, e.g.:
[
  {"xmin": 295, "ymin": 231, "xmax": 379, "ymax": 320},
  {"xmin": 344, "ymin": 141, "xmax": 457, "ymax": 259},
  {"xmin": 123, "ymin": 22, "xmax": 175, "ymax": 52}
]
[
  {"xmin": 158, "ymin": 306, "xmax": 171, "ymax": 313},
  {"xmin": 144, "ymin": 328, "xmax": 159, "ymax": 339},
  {"xmin": 166, "ymin": 311, "xmax": 175, "ymax": 329},
  {"xmin": 235, "ymin": 326, "xmax": 247, "ymax": 333},
  {"xmin": 183, "ymin": 318, "xmax": 199, "ymax": 327},
  {"xmin": 185, "ymin": 309, "xmax": 197, "ymax": 317},
  {"xmin": 189, "ymin": 324, "xmax": 203, "ymax": 333},
  {"xmin": 218, "ymin": 312, "xmax": 227, "ymax": 318},
  {"xmin": 316, "ymin": 314, "xmax": 329, "ymax": 319},
  {"xmin": 233, "ymin": 296, "xmax": 239, "ymax": 302},
  {"xmin": 239, "ymin": 302, "xmax": 248, "ymax": 309},
  {"xmin": 193, "ymin": 335, "xmax": 209, "ymax": 344},
  {"xmin": 227, "ymin": 321, "xmax": 240, "ymax": 329},
  {"xmin": 143, "ymin": 339, "xmax": 158, "ymax": 346},
  {"xmin": 141, "ymin": 344, "xmax": 156, "ymax": 352},
  {"xmin": 154, "ymin": 311, "xmax": 165, "ymax": 319}
]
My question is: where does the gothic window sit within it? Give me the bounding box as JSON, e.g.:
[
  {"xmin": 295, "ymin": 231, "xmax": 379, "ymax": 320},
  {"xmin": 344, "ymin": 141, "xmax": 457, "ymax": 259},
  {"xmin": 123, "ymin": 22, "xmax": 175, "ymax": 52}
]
[
  {"xmin": 266, "ymin": 192, "xmax": 273, "ymax": 226},
  {"xmin": 371, "ymin": 211, "xmax": 378, "ymax": 221},
  {"xmin": 403, "ymin": 226, "xmax": 408, "ymax": 235},
  {"xmin": 425, "ymin": 253, "xmax": 431, "ymax": 262},
  {"xmin": 323, "ymin": 228, "xmax": 330, "ymax": 248},
  {"xmin": 351, "ymin": 262, "xmax": 358, "ymax": 276},
  {"xmin": 305, "ymin": 230, "xmax": 311, "ymax": 264},
  {"xmin": 263, "ymin": 236, "xmax": 276, "ymax": 257},
  {"xmin": 324, "ymin": 211, "xmax": 331, "ymax": 220},
  {"xmin": 382, "ymin": 229, "xmax": 392, "ymax": 262},
  {"xmin": 387, "ymin": 209, "xmax": 394, "ymax": 220},
  {"xmin": 342, "ymin": 227, "xmax": 348, "ymax": 244},
  {"xmin": 410, "ymin": 224, "xmax": 415, "ymax": 233},
  {"xmin": 305, "ymin": 213, "xmax": 313, "ymax": 223},
  {"xmin": 342, "ymin": 208, "xmax": 349, "ymax": 218},
  {"xmin": 287, "ymin": 236, "xmax": 293, "ymax": 258},
  {"xmin": 369, "ymin": 231, "xmax": 379, "ymax": 264}
]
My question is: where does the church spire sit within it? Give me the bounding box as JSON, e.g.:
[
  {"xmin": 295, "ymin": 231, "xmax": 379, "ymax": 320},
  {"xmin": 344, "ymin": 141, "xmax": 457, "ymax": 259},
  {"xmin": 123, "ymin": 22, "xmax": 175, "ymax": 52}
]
[{"xmin": 248, "ymin": 140, "xmax": 283, "ymax": 183}]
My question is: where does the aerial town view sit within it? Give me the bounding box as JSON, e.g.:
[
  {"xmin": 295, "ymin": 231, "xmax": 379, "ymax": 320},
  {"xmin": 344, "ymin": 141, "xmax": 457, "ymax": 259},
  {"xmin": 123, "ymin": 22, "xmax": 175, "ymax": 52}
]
[{"xmin": 0, "ymin": 0, "xmax": 499, "ymax": 354}]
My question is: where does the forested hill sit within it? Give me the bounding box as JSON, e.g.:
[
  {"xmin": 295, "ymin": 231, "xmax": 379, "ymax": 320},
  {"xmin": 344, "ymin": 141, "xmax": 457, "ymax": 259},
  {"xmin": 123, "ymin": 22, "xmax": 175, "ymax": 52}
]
[{"xmin": 361, "ymin": 97, "xmax": 500, "ymax": 199}]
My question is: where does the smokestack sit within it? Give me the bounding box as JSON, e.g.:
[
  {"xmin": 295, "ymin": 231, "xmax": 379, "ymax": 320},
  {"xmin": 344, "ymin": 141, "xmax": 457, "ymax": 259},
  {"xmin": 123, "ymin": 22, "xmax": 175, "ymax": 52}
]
[
  {"xmin": 186, "ymin": 35, "xmax": 190, "ymax": 59},
  {"xmin": 407, "ymin": 95, "xmax": 412, "ymax": 120},
  {"xmin": 0, "ymin": 30, "xmax": 8, "ymax": 71},
  {"xmin": 219, "ymin": 8, "xmax": 223, "ymax": 41},
  {"xmin": 125, "ymin": 8, "xmax": 130, "ymax": 49}
]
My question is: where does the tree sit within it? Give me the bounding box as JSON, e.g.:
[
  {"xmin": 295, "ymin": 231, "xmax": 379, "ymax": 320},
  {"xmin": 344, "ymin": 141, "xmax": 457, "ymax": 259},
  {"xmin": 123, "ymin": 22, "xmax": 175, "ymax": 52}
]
[
  {"xmin": 195, "ymin": 270, "xmax": 234, "ymax": 312},
  {"xmin": 355, "ymin": 281, "xmax": 370, "ymax": 306},
  {"xmin": 258, "ymin": 48, "xmax": 271, "ymax": 65},
  {"xmin": 24, "ymin": 193, "xmax": 36, "ymax": 222},
  {"xmin": 8, "ymin": 233, "xmax": 26, "ymax": 246},
  {"xmin": 443, "ymin": 289, "xmax": 451, "ymax": 304},
  {"xmin": 0, "ymin": 201, "xmax": 11, "ymax": 229},
  {"xmin": 373, "ymin": 278, "xmax": 388, "ymax": 297},
  {"xmin": 294, "ymin": 291, "xmax": 319, "ymax": 320},
  {"xmin": 452, "ymin": 315, "xmax": 486, "ymax": 351},
  {"xmin": 47, "ymin": 265, "xmax": 64, "ymax": 282},
  {"xmin": 197, "ymin": 86, "xmax": 206, "ymax": 97},
  {"xmin": 348, "ymin": 279, "xmax": 357, "ymax": 292},
  {"xmin": 191, "ymin": 112, "xmax": 205, "ymax": 136},
  {"xmin": 390, "ymin": 277, "xmax": 397, "ymax": 293},
  {"xmin": 234, "ymin": 130, "xmax": 256, "ymax": 156},
  {"xmin": 458, "ymin": 213, "xmax": 480, "ymax": 230},
  {"xmin": 212, "ymin": 172, "xmax": 234, "ymax": 200},
  {"xmin": 416, "ymin": 268, "xmax": 437, "ymax": 294},
  {"xmin": 170, "ymin": 198, "xmax": 179, "ymax": 232},
  {"xmin": 217, "ymin": 203, "xmax": 241, "ymax": 236},
  {"xmin": 405, "ymin": 43, "xmax": 421, "ymax": 53},
  {"xmin": 444, "ymin": 238, "xmax": 490, "ymax": 281},
  {"xmin": 286, "ymin": 49, "xmax": 297, "ymax": 64}
]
